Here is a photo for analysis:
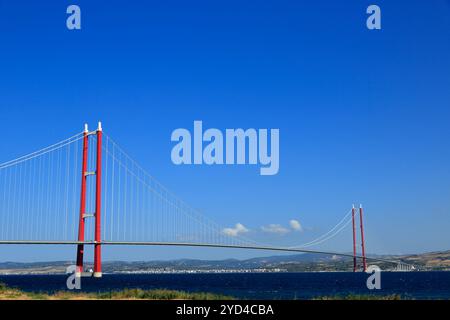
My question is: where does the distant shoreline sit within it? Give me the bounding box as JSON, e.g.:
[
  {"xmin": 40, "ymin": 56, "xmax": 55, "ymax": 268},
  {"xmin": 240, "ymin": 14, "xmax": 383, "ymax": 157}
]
[
  {"xmin": 2, "ymin": 270, "xmax": 448, "ymax": 276},
  {"xmin": 1, "ymin": 250, "xmax": 449, "ymax": 274}
]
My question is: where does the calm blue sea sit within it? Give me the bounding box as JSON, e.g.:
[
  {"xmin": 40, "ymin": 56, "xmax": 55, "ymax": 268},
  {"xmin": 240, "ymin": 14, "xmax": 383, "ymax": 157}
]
[{"xmin": 1, "ymin": 272, "xmax": 449, "ymax": 300}]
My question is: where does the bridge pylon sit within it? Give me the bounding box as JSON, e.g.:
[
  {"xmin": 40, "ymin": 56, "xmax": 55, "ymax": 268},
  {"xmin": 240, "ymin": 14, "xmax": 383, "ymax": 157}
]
[
  {"xmin": 351, "ymin": 204, "xmax": 368, "ymax": 272},
  {"xmin": 352, "ymin": 205, "xmax": 357, "ymax": 272},
  {"xmin": 359, "ymin": 205, "xmax": 367, "ymax": 272},
  {"xmin": 75, "ymin": 122, "xmax": 103, "ymax": 278}
]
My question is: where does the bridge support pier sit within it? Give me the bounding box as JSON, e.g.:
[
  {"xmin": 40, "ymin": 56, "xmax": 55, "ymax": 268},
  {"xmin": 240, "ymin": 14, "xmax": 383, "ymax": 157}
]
[
  {"xmin": 93, "ymin": 123, "xmax": 103, "ymax": 278},
  {"xmin": 359, "ymin": 205, "xmax": 367, "ymax": 272},
  {"xmin": 76, "ymin": 124, "xmax": 89, "ymax": 276},
  {"xmin": 352, "ymin": 205, "xmax": 357, "ymax": 272}
]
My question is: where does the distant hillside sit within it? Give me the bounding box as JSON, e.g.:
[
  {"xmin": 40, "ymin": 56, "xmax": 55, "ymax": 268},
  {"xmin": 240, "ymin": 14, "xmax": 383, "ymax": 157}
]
[
  {"xmin": 393, "ymin": 251, "xmax": 450, "ymax": 270},
  {"xmin": 0, "ymin": 250, "xmax": 449, "ymax": 274}
]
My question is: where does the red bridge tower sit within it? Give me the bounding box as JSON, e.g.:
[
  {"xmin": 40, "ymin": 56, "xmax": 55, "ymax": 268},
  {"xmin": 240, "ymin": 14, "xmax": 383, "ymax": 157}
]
[{"xmin": 76, "ymin": 122, "xmax": 103, "ymax": 278}]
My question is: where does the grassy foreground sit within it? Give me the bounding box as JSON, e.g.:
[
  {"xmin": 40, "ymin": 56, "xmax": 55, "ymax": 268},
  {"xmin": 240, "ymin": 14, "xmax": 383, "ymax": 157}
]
[
  {"xmin": 314, "ymin": 294, "xmax": 404, "ymax": 300},
  {"xmin": 0, "ymin": 283, "xmax": 409, "ymax": 300},
  {"xmin": 0, "ymin": 282, "xmax": 233, "ymax": 300}
]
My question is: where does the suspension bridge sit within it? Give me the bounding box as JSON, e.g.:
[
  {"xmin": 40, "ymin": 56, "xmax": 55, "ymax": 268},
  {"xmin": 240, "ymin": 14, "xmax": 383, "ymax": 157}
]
[{"xmin": 0, "ymin": 123, "xmax": 414, "ymax": 277}]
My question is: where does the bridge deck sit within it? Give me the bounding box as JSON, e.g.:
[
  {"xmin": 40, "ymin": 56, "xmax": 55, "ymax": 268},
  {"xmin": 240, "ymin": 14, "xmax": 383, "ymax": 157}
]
[{"xmin": 0, "ymin": 240, "xmax": 408, "ymax": 266}]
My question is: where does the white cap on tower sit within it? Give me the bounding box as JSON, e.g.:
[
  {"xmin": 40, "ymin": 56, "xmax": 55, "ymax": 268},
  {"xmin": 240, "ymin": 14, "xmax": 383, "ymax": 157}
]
[
  {"xmin": 84, "ymin": 124, "xmax": 89, "ymax": 133},
  {"xmin": 98, "ymin": 122, "xmax": 102, "ymax": 131}
]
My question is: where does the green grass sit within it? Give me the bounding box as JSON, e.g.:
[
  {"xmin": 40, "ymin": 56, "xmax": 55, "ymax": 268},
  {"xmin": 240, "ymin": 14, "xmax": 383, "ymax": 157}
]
[
  {"xmin": 1, "ymin": 282, "xmax": 414, "ymax": 300},
  {"xmin": 314, "ymin": 294, "xmax": 405, "ymax": 300},
  {"xmin": 0, "ymin": 282, "xmax": 8, "ymax": 292},
  {"xmin": 0, "ymin": 282, "xmax": 234, "ymax": 300}
]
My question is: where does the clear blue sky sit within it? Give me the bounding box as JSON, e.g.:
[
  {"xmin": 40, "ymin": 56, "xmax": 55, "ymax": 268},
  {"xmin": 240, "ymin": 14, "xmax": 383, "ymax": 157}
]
[{"xmin": 0, "ymin": 1, "xmax": 449, "ymax": 262}]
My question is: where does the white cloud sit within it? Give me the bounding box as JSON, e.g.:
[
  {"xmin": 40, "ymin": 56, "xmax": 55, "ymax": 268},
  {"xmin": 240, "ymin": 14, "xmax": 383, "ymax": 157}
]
[
  {"xmin": 261, "ymin": 224, "xmax": 290, "ymax": 235},
  {"xmin": 289, "ymin": 219, "xmax": 303, "ymax": 232},
  {"xmin": 222, "ymin": 223, "xmax": 249, "ymax": 237}
]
